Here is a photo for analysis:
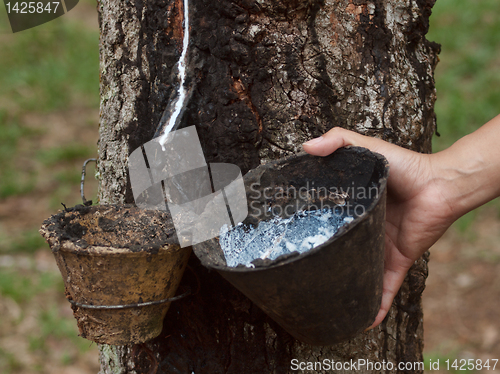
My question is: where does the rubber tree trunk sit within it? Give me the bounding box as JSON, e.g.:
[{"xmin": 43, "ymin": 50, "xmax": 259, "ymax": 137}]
[{"xmin": 96, "ymin": 0, "xmax": 439, "ymax": 372}]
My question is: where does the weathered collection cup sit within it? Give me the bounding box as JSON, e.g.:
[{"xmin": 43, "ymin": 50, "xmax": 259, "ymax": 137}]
[
  {"xmin": 193, "ymin": 147, "xmax": 389, "ymax": 346},
  {"xmin": 40, "ymin": 205, "xmax": 190, "ymax": 345}
]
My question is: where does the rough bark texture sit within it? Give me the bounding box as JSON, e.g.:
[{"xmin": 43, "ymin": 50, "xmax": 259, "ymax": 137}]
[{"xmin": 97, "ymin": 0, "xmax": 439, "ymax": 372}]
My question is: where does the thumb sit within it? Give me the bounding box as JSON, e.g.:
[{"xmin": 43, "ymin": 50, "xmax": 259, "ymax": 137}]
[{"xmin": 302, "ymin": 127, "xmax": 395, "ymax": 158}]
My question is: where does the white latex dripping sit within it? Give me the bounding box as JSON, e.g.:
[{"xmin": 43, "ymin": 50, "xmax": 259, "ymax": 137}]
[{"xmin": 157, "ymin": 0, "xmax": 190, "ymax": 150}]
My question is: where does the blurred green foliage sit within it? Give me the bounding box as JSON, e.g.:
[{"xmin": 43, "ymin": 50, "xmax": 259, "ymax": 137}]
[
  {"xmin": 0, "ymin": 110, "xmax": 37, "ymax": 197},
  {"xmin": 0, "ymin": 16, "xmax": 99, "ymax": 112},
  {"xmin": 38, "ymin": 144, "xmax": 95, "ymax": 166},
  {"xmin": 30, "ymin": 306, "xmax": 92, "ymax": 353},
  {"xmin": 0, "ymin": 13, "xmax": 99, "ymax": 198},
  {"xmin": 0, "ymin": 347, "xmax": 22, "ymax": 374},
  {"xmin": 0, "ymin": 268, "xmax": 62, "ymax": 304},
  {"xmin": 428, "ymin": 0, "xmax": 500, "ymax": 151},
  {"xmin": 0, "ymin": 7, "xmax": 100, "ymax": 371},
  {"xmin": 428, "ymin": 0, "xmax": 500, "ymax": 231},
  {"xmin": 0, "ymin": 228, "xmax": 47, "ymax": 254}
]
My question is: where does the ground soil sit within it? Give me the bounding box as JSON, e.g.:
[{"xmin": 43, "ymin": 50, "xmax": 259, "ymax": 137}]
[{"xmin": 423, "ymin": 209, "xmax": 500, "ymax": 373}]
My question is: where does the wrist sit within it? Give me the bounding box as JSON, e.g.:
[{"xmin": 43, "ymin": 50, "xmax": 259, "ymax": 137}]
[{"xmin": 430, "ymin": 132, "xmax": 499, "ymax": 220}]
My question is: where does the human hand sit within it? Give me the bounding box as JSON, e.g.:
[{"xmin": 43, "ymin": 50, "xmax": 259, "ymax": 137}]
[{"xmin": 303, "ymin": 128, "xmax": 456, "ymax": 329}]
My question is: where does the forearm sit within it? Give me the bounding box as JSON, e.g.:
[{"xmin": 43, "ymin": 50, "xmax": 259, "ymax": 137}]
[{"xmin": 431, "ymin": 114, "xmax": 500, "ymax": 219}]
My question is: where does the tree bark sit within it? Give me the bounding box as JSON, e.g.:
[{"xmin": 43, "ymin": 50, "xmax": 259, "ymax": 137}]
[{"xmin": 96, "ymin": 0, "xmax": 439, "ymax": 372}]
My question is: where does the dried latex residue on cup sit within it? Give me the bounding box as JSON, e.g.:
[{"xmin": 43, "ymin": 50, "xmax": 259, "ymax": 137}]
[{"xmin": 219, "ymin": 208, "xmax": 354, "ymax": 268}]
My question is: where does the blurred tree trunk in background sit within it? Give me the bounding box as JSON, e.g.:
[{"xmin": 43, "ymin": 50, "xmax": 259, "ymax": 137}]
[{"xmin": 96, "ymin": 0, "xmax": 439, "ymax": 372}]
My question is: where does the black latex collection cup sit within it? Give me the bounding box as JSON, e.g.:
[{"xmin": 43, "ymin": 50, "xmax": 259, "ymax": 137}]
[{"xmin": 193, "ymin": 146, "xmax": 389, "ymax": 346}]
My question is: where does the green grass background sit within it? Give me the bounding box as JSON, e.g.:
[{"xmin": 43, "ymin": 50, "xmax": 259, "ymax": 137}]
[
  {"xmin": 0, "ymin": 1, "xmax": 100, "ymax": 372},
  {"xmin": 428, "ymin": 0, "xmax": 500, "ymax": 152},
  {"xmin": 427, "ymin": 0, "xmax": 500, "ymax": 233}
]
